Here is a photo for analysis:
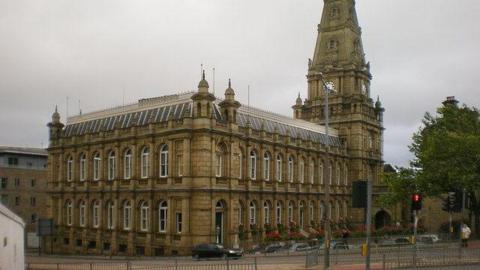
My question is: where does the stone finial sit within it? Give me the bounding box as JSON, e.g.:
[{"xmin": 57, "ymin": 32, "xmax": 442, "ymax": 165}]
[
  {"xmin": 52, "ymin": 105, "xmax": 61, "ymax": 124},
  {"xmin": 296, "ymin": 93, "xmax": 302, "ymax": 106},
  {"xmin": 198, "ymin": 70, "xmax": 209, "ymax": 92},
  {"xmin": 225, "ymin": 79, "xmax": 235, "ymax": 101}
]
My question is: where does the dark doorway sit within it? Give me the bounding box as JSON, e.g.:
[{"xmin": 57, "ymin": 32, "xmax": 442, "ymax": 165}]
[{"xmin": 375, "ymin": 210, "xmax": 391, "ymax": 230}]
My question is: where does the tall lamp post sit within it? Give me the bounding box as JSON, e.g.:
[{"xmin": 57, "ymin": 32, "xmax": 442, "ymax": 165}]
[{"xmin": 319, "ymin": 73, "xmax": 335, "ymax": 270}]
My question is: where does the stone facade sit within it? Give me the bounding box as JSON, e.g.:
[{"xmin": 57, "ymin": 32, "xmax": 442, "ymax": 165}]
[{"xmin": 46, "ymin": 0, "xmax": 384, "ymax": 256}]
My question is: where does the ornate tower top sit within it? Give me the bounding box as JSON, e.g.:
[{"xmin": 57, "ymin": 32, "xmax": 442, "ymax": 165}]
[{"xmin": 310, "ymin": 0, "xmax": 366, "ymax": 71}]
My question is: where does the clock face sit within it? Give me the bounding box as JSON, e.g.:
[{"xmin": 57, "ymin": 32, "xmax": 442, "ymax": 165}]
[{"xmin": 325, "ymin": 81, "xmax": 335, "ymax": 92}]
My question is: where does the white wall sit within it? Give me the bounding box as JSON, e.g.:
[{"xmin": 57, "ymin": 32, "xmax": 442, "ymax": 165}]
[{"xmin": 0, "ymin": 203, "xmax": 25, "ymax": 270}]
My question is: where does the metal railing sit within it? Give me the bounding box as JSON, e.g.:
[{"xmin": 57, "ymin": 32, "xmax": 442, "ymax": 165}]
[{"xmin": 26, "ymin": 259, "xmax": 257, "ymax": 270}]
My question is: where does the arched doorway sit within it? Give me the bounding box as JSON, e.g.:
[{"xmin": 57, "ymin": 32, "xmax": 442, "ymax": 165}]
[
  {"xmin": 215, "ymin": 201, "xmax": 226, "ymax": 244},
  {"xmin": 375, "ymin": 210, "xmax": 392, "ymax": 230}
]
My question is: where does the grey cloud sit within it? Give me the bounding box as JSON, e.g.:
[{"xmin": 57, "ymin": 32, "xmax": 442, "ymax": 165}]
[{"xmin": 0, "ymin": 0, "xmax": 479, "ymax": 167}]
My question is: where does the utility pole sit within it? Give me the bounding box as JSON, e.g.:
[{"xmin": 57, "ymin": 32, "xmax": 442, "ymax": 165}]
[
  {"xmin": 365, "ymin": 178, "xmax": 372, "ymax": 270},
  {"xmin": 320, "ymin": 73, "xmax": 334, "ymax": 270}
]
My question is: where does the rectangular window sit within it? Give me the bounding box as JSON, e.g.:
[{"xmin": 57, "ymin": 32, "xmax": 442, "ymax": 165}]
[
  {"xmin": 8, "ymin": 157, "xmax": 18, "ymax": 166},
  {"xmin": 1, "ymin": 195, "xmax": 8, "ymax": 205},
  {"xmin": 177, "ymin": 155, "xmax": 183, "ymax": 177},
  {"xmin": 124, "ymin": 155, "xmax": 131, "ymax": 179},
  {"xmin": 160, "ymin": 152, "xmax": 168, "ymax": 177},
  {"xmin": 299, "ymin": 162, "xmax": 304, "ymax": 183},
  {"xmin": 176, "ymin": 213, "xmax": 182, "ymax": 234},
  {"xmin": 238, "ymin": 154, "xmax": 242, "ymax": 180},
  {"xmin": 93, "ymin": 206, "xmax": 99, "ymax": 228},
  {"xmin": 15, "ymin": 196, "xmax": 20, "ymax": 206},
  {"xmin": 14, "ymin": 178, "xmax": 20, "ymax": 187},
  {"xmin": 31, "ymin": 179, "xmax": 36, "ymax": 187},
  {"xmin": 276, "ymin": 159, "xmax": 282, "ymax": 182},
  {"xmin": 1, "ymin": 178, "xmax": 7, "ymax": 189},
  {"xmin": 30, "ymin": 197, "xmax": 36, "ymax": 207},
  {"xmin": 80, "ymin": 159, "xmax": 86, "ymax": 181},
  {"xmin": 31, "ymin": 214, "xmax": 37, "ymax": 224}
]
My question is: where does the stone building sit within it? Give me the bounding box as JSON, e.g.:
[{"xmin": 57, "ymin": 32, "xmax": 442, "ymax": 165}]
[
  {"xmin": 46, "ymin": 0, "xmax": 384, "ymax": 256},
  {"xmin": 0, "ymin": 146, "xmax": 48, "ymax": 247}
]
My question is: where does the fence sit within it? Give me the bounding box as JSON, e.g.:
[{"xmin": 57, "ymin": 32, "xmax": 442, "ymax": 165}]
[
  {"xmin": 26, "ymin": 259, "xmax": 257, "ymax": 270},
  {"xmin": 305, "ymin": 244, "xmax": 480, "ymax": 269}
]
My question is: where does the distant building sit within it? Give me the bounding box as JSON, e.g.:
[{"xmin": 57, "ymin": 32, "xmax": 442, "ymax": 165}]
[
  {"xmin": 46, "ymin": 0, "xmax": 385, "ymax": 256},
  {"xmin": 0, "ymin": 146, "xmax": 48, "ymax": 247},
  {"xmin": 0, "ymin": 202, "xmax": 25, "ymax": 270}
]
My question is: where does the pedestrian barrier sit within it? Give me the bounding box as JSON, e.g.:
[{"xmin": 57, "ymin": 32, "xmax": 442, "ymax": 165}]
[{"xmin": 26, "ymin": 259, "xmax": 257, "ymax": 270}]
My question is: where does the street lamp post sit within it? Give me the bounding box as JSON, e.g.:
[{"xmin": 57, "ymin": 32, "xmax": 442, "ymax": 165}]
[{"xmin": 319, "ymin": 73, "xmax": 335, "ymax": 270}]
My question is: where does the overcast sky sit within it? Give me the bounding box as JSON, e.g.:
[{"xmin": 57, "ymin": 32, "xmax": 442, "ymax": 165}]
[{"xmin": 0, "ymin": 0, "xmax": 479, "ymax": 166}]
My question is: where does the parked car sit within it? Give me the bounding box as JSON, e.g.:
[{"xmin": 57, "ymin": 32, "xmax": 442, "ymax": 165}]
[
  {"xmin": 379, "ymin": 237, "xmax": 411, "ymax": 247},
  {"xmin": 289, "ymin": 243, "xmax": 312, "ymax": 252},
  {"xmin": 332, "ymin": 240, "xmax": 351, "ymax": 250},
  {"xmin": 192, "ymin": 244, "xmax": 243, "ymax": 259},
  {"xmin": 264, "ymin": 243, "xmax": 283, "ymax": 253},
  {"xmin": 418, "ymin": 234, "xmax": 440, "ymax": 244}
]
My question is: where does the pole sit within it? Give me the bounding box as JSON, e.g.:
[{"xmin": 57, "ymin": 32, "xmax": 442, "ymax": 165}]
[
  {"xmin": 449, "ymin": 211, "xmax": 453, "ymax": 240},
  {"xmin": 322, "ymin": 76, "xmax": 331, "ymax": 270},
  {"xmin": 413, "ymin": 210, "xmax": 418, "ymax": 267},
  {"xmin": 366, "ymin": 178, "xmax": 372, "ymax": 270}
]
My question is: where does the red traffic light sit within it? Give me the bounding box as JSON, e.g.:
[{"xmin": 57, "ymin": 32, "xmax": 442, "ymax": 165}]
[{"xmin": 412, "ymin": 194, "xmax": 422, "ymax": 202}]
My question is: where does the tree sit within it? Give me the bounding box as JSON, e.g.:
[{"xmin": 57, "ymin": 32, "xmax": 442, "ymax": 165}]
[
  {"xmin": 379, "ymin": 167, "xmax": 417, "ymax": 207},
  {"xmin": 410, "ymin": 99, "xmax": 480, "ymax": 234}
]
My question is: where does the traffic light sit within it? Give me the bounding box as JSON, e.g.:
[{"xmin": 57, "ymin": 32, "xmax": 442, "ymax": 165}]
[
  {"xmin": 442, "ymin": 192, "xmax": 456, "ymax": 212},
  {"xmin": 411, "ymin": 193, "xmax": 422, "ymax": 211},
  {"xmin": 441, "ymin": 189, "xmax": 464, "ymax": 213}
]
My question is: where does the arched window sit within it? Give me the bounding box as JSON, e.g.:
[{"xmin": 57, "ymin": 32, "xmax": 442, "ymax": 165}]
[
  {"xmin": 263, "ymin": 201, "xmax": 270, "ymax": 225},
  {"xmin": 276, "ymin": 155, "xmax": 282, "ymax": 182},
  {"xmin": 328, "ymin": 163, "xmax": 333, "ymax": 185},
  {"xmin": 79, "ymin": 154, "xmax": 86, "ymax": 181},
  {"xmin": 141, "ymin": 147, "xmax": 150, "ymax": 179},
  {"xmin": 79, "ymin": 200, "xmax": 86, "ymax": 227},
  {"xmin": 124, "ymin": 149, "xmax": 132, "ymax": 179},
  {"xmin": 336, "ymin": 164, "xmax": 341, "ymax": 185},
  {"xmin": 123, "ymin": 201, "xmax": 132, "ymax": 230},
  {"xmin": 92, "ymin": 201, "xmax": 100, "ymax": 228},
  {"xmin": 159, "ymin": 201, "xmax": 168, "ymax": 233},
  {"xmin": 93, "ymin": 153, "xmax": 101, "ymax": 181},
  {"xmin": 328, "ymin": 202, "xmax": 332, "ymax": 220},
  {"xmin": 320, "ymin": 202, "xmax": 325, "ymax": 221},
  {"xmin": 238, "ymin": 152, "xmax": 243, "ymax": 179},
  {"xmin": 249, "ymin": 201, "xmax": 256, "ymax": 226},
  {"xmin": 319, "ymin": 163, "xmax": 324, "ymax": 185},
  {"xmin": 299, "ymin": 202, "xmax": 305, "ymax": 228},
  {"xmin": 335, "ymin": 201, "xmax": 340, "ymax": 222},
  {"xmin": 344, "ymin": 164, "xmax": 348, "ymax": 186},
  {"xmin": 309, "ymin": 161, "xmax": 315, "ymax": 184},
  {"xmin": 288, "ymin": 201, "xmax": 294, "ymax": 223},
  {"xmin": 249, "ymin": 151, "xmax": 257, "ymax": 180},
  {"xmin": 288, "ymin": 156, "xmax": 294, "ymax": 182},
  {"xmin": 215, "ymin": 149, "xmax": 224, "ymax": 177},
  {"xmin": 299, "ymin": 158, "xmax": 305, "ymax": 183},
  {"xmin": 238, "ymin": 201, "xmax": 244, "ymax": 225},
  {"xmin": 65, "ymin": 200, "xmax": 73, "ymax": 226},
  {"xmin": 140, "ymin": 201, "xmax": 149, "ymax": 231},
  {"xmin": 276, "ymin": 201, "xmax": 282, "ymax": 225},
  {"xmin": 108, "ymin": 151, "xmax": 116, "ymax": 180},
  {"xmin": 159, "ymin": 145, "xmax": 168, "ymax": 177},
  {"xmin": 106, "ymin": 201, "xmax": 115, "ymax": 229},
  {"xmin": 309, "ymin": 201, "xmax": 314, "ymax": 224},
  {"xmin": 263, "ymin": 152, "xmax": 270, "ymax": 180},
  {"xmin": 67, "ymin": 156, "xmax": 73, "ymax": 182}
]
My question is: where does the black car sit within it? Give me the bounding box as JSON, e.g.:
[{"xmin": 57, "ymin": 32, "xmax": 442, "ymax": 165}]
[{"xmin": 192, "ymin": 244, "xmax": 243, "ymax": 259}]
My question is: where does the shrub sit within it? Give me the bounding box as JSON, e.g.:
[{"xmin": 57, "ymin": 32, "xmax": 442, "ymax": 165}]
[
  {"xmin": 265, "ymin": 232, "xmax": 281, "ymax": 242},
  {"xmin": 288, "ymin": 231, "xmax": 306, "ymax": 241}
]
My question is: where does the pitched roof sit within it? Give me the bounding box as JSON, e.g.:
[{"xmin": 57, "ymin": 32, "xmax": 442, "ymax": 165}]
[
  {"xmin": 63, "ymin": 92, "xmax": 342, "ymax": 146},
  {"xmin": 0, "ymin": 146, "xmax": 48, "ymax": 157}
]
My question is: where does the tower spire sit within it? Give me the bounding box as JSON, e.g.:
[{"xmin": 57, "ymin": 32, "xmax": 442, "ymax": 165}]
[{"xmin": 311, "ymin": 0, "xmax": 366, "ymax": 70}]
